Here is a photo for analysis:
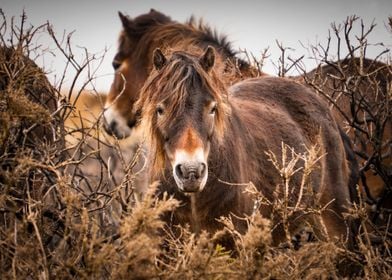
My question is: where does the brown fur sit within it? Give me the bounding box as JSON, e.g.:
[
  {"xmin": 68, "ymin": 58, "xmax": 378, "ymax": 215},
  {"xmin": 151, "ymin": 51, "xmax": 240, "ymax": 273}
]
[
  {"xmin": 177, "ymin": 127, "xmax": 204, "ymax": 153},
  {"xmin": 104, "ymin": 10, "xmax": 261, "ymax": 138},
  {"xmin": 136, "ymin": 47, "xmax": 354, "ymax": 245}
]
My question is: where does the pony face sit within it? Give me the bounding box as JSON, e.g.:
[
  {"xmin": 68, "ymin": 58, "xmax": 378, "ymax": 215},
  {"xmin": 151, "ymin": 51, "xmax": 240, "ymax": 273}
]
[
  {"xmin": 103, "ymin": 10, "xmax": 172, "ymax": 139},
  {"xmin": 157, "ymin": 92, "xmax": 216, "ymax": 193},
  {"xmin": 103, "ymin": 58, "xmax": 142, "ymax": 139},
  {"xmin": 139, "ymin": 47, "xmax": 227, "ymax": 193}
]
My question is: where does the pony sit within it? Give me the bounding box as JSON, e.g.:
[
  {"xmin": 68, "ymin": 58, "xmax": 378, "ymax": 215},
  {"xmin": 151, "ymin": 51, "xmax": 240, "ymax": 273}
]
[
  {"xmin": 103, "ymin": 9, "xmax": 260, "ymax": 139},
  {"xmin": 134, "ymin": 45, "xmax": 355, "ymax": 246},
  {"xmin": 302, "ymin": 58, "xmax": 392, "ymax": 214}
]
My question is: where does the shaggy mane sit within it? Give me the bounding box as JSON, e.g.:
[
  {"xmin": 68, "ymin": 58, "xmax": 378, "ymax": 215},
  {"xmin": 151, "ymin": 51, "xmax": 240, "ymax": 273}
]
[
  {"xmin": 186, "ymin": 15, "xmax": 238, "ymax": 61},
  {"xmin": 118, "ymin": 10, "xmax": 252, "ymax": 73}
]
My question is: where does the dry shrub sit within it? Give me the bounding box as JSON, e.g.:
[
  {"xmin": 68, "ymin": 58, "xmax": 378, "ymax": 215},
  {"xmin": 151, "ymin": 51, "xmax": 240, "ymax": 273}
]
[
  {"xmin": 264, "ymin": 141, "xmax": 330, "ymax": 244},
  {"xmin": 1, "ymin": 11, "xmax": 392, "ymax": 280},
  {"xmin": 296, "ymin": 16, "xmax": 392, "ymax": 278},
  {"xmin": 0, "ymin": 18, "xmax": 63, "ymax": 280},
  {"xmin": 299, "ymin": 16, "xmax": 391, "ymax": 253},
  {"xmin": 255, "ymin": 15, "xmax": 391, "ymax": 277}
]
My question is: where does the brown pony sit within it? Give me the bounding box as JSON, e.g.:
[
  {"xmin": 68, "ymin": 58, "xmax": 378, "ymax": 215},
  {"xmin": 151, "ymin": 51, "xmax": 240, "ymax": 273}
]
[
  {"xmin": 302, "ymin": 58, "xmax": 391, "ymax": 209},
  {"xmin": 103, "ymin": 9, "xmax": 260, "ymax": 139},
  {"xmin": 134, "ymin": 45, "xmax": 354, "ymax": 245}
]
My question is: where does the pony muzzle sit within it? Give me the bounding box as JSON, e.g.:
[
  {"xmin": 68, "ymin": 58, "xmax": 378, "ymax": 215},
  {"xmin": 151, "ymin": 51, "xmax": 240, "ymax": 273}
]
[
  {"xmin": 174, "ymin": 162, "xmax": 207, "ymax": 192},
  {"xmin": 173, "ymin": 162, "xmax": 208, "ymax": 193},
  {"xmin": 172, "ymin": 149, "xmax": 208, "ymax": 193},
  {"xmin": 102, "ymin": 106, "xmax": 134, "ymax": 139}
]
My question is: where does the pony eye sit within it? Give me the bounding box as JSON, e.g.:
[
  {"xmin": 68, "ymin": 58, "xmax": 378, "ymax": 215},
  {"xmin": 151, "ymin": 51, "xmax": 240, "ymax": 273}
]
[
  {"xmin": 209, "ymin": 104, "xmax": 217, "ymax": 115},
  {"xmin": 112, "ymin": 60, "xmax": 121, "ymax": 70},
  {"xmin": 156, "ymin": 105, "xmax": 164, "ymax": 116}
]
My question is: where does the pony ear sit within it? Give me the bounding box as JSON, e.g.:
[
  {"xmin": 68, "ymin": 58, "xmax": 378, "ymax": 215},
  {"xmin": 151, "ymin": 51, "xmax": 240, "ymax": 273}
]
[
  {"xmin": 118, "ymin": 12, "xmax": 133, "ymax": 28},
  {"xmin": 119, "ymin": 12, "xmax": 140, "ymax": 40},
  {"xmin": 199, "ymin": 46, "xmax": 215, "ymax": 72},
  {"xmin": 153, "ymin": 48, "xmax": 167, "ymax": 70}
]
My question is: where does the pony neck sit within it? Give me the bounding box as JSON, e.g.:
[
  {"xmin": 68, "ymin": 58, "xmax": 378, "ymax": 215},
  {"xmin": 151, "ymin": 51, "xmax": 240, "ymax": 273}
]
[{"xmin": 209, "ymin": 107, "xmax": 255, "ymax": 185}]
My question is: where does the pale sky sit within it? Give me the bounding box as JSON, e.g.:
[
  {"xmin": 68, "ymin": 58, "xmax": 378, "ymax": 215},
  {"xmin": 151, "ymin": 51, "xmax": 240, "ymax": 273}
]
[{"xmin": 2, "ymin": 0, "xmax": 391, "ymax": 93}]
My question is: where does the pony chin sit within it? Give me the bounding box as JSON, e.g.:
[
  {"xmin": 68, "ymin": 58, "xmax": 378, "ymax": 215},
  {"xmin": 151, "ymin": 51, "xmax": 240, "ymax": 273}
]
[{"xmin": 173, "ymin": 171, "xmax": 208, "ymax": 194}]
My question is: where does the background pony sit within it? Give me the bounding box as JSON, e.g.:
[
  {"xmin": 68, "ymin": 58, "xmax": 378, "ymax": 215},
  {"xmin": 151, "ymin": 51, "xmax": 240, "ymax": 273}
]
[
  {"xmin": 103, "ymin": 9, "xmax": 261, "ymax": 139},
  {"xmin": 302, "ymin": 58, "xmax": 392, "ymax": 233}
]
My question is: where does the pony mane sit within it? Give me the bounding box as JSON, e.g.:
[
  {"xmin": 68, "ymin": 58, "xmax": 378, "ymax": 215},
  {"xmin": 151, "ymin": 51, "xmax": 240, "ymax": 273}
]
[
  {"xmin": 118, "ymin": 10, "xmax": 251, "ymax": 72},
  {"xmin": 186, "ymin": 16, "xmax": 238, "ymax": 61}
]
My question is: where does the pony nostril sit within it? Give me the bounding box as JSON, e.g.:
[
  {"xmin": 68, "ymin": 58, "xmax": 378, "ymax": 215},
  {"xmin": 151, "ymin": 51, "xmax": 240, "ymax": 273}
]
[
  {"xmin": 198, "ymin": 163, "xmax": 207, "ymax": 178},
  {"xmin": 127, "ymin": 118, "xmax": 136, "ymax": 128},
  {"xmin": 175, "ymin": 164, "xmax": 184, "ymax": 179},
  {"xmin": 103, "ymin": 118, "xmax": 116, "ymax": 134},
  {"xmin": 109, "ymin": 121, "xmax": 118, "ymax": 133}
]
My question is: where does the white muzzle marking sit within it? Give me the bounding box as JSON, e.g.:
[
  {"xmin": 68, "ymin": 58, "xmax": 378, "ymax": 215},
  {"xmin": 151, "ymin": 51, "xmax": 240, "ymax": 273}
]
[
  {"xmin": 172, "ymin": 148, "xmax": 208, "ymax": 192},
  {"xmin": 103, "ymin": 106, "xmax": 132, "ymax": 138}
]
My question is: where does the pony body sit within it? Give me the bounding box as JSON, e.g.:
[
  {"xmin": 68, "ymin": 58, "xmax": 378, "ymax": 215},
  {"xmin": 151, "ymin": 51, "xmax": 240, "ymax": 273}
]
[
  {"xmin": 303, "ymin": 58, "xmax": 391, "ymax": 201},
  {"xmin": 136, "ymin": 47, "xmax": 353, "ymax": 245}
]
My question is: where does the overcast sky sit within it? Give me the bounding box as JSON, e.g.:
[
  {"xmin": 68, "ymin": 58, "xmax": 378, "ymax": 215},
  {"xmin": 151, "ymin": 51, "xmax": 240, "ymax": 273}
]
[{"xmin": 2, "ymin": 0, "xmax": 391, "ymax": 93}]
